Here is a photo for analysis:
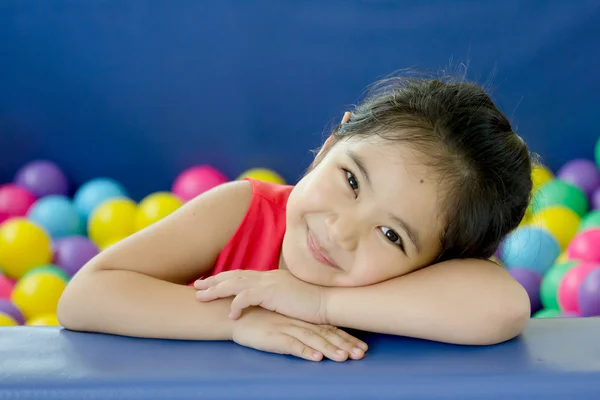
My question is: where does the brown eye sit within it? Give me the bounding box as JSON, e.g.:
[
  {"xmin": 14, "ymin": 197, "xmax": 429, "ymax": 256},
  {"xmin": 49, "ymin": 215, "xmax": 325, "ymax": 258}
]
[
  {"xmin": 345, "ymin": 170, "xmax": 359, "ymax": 193},
  {"xmin": 379, "ymin": 226, "xmax": 405, "ymax": 253}
]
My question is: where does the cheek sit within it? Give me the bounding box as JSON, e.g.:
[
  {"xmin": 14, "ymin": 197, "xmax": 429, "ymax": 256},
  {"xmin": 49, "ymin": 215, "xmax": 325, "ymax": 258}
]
[{"xmin": 348, "ymin": 247, "xmax": 407, "ymax": 286}]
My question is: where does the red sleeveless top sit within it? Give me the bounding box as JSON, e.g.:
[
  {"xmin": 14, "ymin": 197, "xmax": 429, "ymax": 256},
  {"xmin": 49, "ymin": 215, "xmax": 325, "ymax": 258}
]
[{"xmin": 207, "ymin": 178, "xmax": 293, "ymax": 277}]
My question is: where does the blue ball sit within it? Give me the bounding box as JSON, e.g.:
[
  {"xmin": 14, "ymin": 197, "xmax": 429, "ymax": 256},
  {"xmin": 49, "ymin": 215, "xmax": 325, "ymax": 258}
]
[
  {"xmin": 27, "ymin": 195, "xmax": 84, "ymax": 238},
  {"xmin": 73, "ymin": 178, "xmax": 129, "ymax": 222},
  {"xmin": 501, "ymin": 226, "xmax": 560, "ymax": 275}
]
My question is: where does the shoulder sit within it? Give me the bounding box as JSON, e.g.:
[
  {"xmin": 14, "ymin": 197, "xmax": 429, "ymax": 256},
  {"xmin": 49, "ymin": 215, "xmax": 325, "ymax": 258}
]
[{"xmin": 243, "ymin": 178, "xmax": 294, "ymax": 210}]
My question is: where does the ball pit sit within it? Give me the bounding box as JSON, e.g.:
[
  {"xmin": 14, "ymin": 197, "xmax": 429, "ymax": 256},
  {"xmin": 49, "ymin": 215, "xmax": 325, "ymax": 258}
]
[
  {"xmin": 494, "ymin": 144, "xmax": 600, "ymax": 319},
  {"xmin": 0, "ymin": 159, "xmax": 287, "ymax": 326}
]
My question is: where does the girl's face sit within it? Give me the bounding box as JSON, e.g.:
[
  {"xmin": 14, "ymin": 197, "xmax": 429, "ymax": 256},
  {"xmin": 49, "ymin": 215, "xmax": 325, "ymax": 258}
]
[{"xmin": 280, "ymin": 133, "xmax": 445, "ymax": 287}]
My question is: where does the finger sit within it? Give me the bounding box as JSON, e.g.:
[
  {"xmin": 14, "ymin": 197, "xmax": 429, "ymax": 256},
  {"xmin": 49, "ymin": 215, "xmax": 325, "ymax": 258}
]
[
  {"xmin": 267, "ymin": 332, "xmax": 323, "ymax": 362},
  {"xmin": 229, "ymin": 288, "xmax": 270, "ymax": 319},
  {"xmin": 296, "ymin": 321, "xmax": 365, "ymax": 360},
  {"xmin": 284, "ymin": 325, "xmax": 350, "ymax": 362},
  {"xmin": 194, "ymin": 270, "xmax": 255, "ymax": 289},
  {"xmin": 319, "ymin": 325, "xmax": 369, "ymax": 352},
  {"xmin": 195, "ymin": 279, "xmax": 255, "ymax": 302}
]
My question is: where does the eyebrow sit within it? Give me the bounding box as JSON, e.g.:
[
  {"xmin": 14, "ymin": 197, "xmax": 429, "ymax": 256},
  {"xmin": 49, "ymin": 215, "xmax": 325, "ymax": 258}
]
[{"xmin": 346, "ymin": 149, "xmax": 421, "ymax": 254}]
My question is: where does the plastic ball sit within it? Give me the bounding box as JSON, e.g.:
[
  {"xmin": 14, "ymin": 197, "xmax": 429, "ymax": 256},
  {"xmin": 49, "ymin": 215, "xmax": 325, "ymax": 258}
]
[
  {"xmin": 0, "ymin": 298, "xmax": 25, "ymax": 325},
  {"xmin": 489, "ymin": 256, "xmax": 502, "ymax": 266},
  {"xmin": 558, "ymin": 312, "xmax": 580, "ymax": 318},
  {"xmin": 530, "ymin": 179, "xmax": 588, "ymax": 217},
  {"xmin": 27, "ymin": 313, "xmax": 60, "ymax": 326},
  {"xmin": 577, "ymin": 210, "xmax": 600, "ymax": 232},
  {"xmin": 27, "ymin": 195, "xmax": 83, "ymax": 238},
  {"xmin": 557, "ymin": 261, "xmax": 600, "ymax": 314},
  {"xmin": 533, "ymin": 308, "xmax": 562, "ymax": 318},
  {"xmin": 0, "ymin": 274, "xmax": 15, "ymax": 299},
  {"xmin": 53, "ymin": 235, "xmax": 99, "ymax": 276},
  {"xmin": 73, "ymin": 178, "xmax": 129, "ymax": 222},
  {"xmin": 566, "ymin": 228, "xmax": 600, "ymax": 263},
  {"xmin": 0, "ymin": 218, "xmax": 53, "ymax": 279},
  {"xmin": 14, "ymin": 160, "xmax": 69, "ymax": 198},
  {"xmin": 592, "ymin": 187, "xmax": 600, "ymax": 210},
  {"xmin": 172, "ymin": 165, "xmax": 228, "ymax": 202},
  {"xmin": 0, "ymin": 314, "xmax": 17, "ymax": 326},
  {"xmin": 11, "ymin": 265, "xmax": 68, "ymax": 319},
  {"xmin": 238, "ymin": 168, "xmax": 286, "ymax": 184},
  {"xmin": 578, "ymin": 268, "xmax": 600, "ymax": 316},
  {"xmin": 26, "ymin": 264, "xmax": 71, "ymax": 282},
  {"xmin": 88, "ymin": 197, "xmax": 137, "ymax": 249},
  {"xmin": 527, "ymin": 206, "xmax": 580, "ymax": 250},
  {"xmin": 531, "ymin": 164, "xmax": 554, "ymax": 191},
  {"xmin": 0, "ymin": 184, "xmax": 37, "ymax": 220},
  {"xmin": 500, "ymin": 226, "xmax": 560, "ymax": 275},
  {"xmin": 508, "ymin": 268, "xmax": 542, "ymax": 314},
  {"xmin": 135, "ymin": 192, "xmax": 183, "ymax": 231},
  {"xmin": 556, "ymin": 158, "xmax": 600, "ymax": 198},
  {"xmin": 540, "ymin": 260, "xmax": 578, "ymax": 310}
]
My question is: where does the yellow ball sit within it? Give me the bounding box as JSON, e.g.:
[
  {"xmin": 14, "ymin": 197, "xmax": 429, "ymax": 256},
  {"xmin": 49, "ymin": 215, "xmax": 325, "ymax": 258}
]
[
  {"xmin": 0, "ymin": 218, "xmax": 52, "ymax": 279},
  {"xmin": 11, "ymin": 269, "xmax": 67, "ymax": 320},
  {"xmin": 489, "ymin": 256, "xmax": 503, "ymax": 266},
  {"xmin": 135, "ymin": 192, "xmax": 183, "ymax": 231},
  {"xmin": 0, "ymin": 314, "xmax": 17, "ymax": 326},
  {"xmin": 27, "ymin": 313, "xmax": 60, "ymax": 326},
  {"xmin": 237, "ymin": 168, "xmax": 286, "ymax": 184},
  {"xmin": 88, "ymin": 197, "xmax": 137, "ymax": 249},
  {"xmin": 528, "ymin": 206, "xmax": 581, "ymax": 250},
  {"xmin": 531, "ymin": 164, "xmax": 553, "ymax": 192},
  {"xmin": 556, "ymin": 251, "xmax": 569, "ymax": 264}
]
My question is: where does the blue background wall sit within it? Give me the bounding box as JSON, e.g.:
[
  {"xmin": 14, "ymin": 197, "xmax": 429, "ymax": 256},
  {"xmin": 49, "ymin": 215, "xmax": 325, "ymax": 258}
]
[{"xmin": 1, "ymin": 0, "xmax": 599, "ymax": 200}]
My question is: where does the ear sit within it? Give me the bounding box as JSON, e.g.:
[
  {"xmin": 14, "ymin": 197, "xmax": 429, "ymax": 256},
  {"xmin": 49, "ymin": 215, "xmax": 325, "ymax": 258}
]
[{"xmin": 341, "ymin": 111, "xmax": 351, "ymax": 124}]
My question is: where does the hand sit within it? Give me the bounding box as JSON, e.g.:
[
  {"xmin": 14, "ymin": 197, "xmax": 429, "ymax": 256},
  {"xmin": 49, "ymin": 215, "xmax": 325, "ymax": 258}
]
[
  {"xmin": 231, "ymin": 307, "xmax": 367, "ymax": 362},
  {"xmin": 195, "ymin": 269, "xmax": 326, "ymax": 324}
]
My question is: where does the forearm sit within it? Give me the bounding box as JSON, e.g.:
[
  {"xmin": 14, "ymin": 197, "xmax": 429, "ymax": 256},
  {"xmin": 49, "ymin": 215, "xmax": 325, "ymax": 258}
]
[
  {"xmin": 57, "ymin": 269, "xmax": 235, "ymax": 341},
  {"xmin": 324, "ymin": 259, "xmax": 530, "ymax": 345}
]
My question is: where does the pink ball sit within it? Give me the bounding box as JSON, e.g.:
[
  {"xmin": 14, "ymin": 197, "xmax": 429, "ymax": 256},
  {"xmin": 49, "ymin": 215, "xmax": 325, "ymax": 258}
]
[
  {"xmin": 0, "ymin": 184, "xmax": 37, "ymax": 219},
  {"xmin": 557, "ymin": 261, "xmax": 600, "ymax": 313},
  {"xmin": 0, "ymin": 274, "xmax": 15, "ymax": 299},
  {"xmin": 172, "ymin": 165, "xmax": 228, "ymax": 202},
  {"xmin": 566, "ymin": 228, "xmax": 600, "ymax": 263}
]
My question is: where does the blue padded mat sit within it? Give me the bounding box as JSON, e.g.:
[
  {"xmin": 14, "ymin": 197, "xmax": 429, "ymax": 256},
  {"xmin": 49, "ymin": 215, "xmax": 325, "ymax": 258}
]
[{"xmin": 1, "ymin": 318, "xmax": 600, "ymax": 399}]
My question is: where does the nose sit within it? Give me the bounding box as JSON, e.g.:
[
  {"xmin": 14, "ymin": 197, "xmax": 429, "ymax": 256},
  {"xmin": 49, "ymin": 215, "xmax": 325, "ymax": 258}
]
[{"xmin": 325, "ymin": 213, "xmax": 359, "ymax": 251}]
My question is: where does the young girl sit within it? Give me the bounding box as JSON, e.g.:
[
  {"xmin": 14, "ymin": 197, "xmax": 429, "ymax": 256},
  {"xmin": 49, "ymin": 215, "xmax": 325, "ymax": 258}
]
[{"xmin": 58, "ymin": 74, "xmax": 533, "ymax": 363}]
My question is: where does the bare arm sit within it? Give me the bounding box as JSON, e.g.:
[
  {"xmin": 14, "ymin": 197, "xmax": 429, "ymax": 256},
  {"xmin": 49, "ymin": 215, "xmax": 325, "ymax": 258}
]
[
  {"xmin": 323, "ymin": 259, "xmax": 530, "ymax": 345},
  {"xmin": 57, "ymin": 180, "xmax": 253, "ymax": 340}
]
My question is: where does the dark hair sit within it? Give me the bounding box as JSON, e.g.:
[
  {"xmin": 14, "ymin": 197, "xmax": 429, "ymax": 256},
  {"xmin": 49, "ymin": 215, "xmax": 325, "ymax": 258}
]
[{"xmin": 317, "ymin": 73, "xmax": 532, "ymax": 261}]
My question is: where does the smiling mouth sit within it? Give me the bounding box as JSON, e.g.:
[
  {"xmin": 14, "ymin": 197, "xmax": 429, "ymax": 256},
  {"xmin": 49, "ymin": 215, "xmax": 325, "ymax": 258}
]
[{"xmin": 307, "ymin": 229, "xmax": 340, "ymax": 269}]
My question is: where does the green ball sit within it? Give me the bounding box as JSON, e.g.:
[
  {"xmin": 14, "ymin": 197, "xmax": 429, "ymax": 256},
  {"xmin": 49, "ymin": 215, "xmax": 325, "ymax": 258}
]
[
  {"xmin": 578, "ymin": 210, "xmax": 600, "ymax": 232},
  {"xmin": 21, "ymin": 264, "xmax": 70, "ymax": 283},
  {"xmin": 530, "ymin": 180, "xmax": 588, "ymax": 217},
  {"xmin": 533, "ymin": 308, "xmax": 562, "ymax": 318},
  {"xmin": 540, "ymin": 260, "xmax": 578, "ymax": 310}
]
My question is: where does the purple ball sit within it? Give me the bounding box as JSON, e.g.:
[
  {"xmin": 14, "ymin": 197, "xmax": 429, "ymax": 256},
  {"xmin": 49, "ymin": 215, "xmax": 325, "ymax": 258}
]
[
  {"xmin": 578, "ymin": 268, "xmax": 600, "ymax": 316},
  {"xmin": 592, "ymin": 187, "xmax": 600, "ymax": 210},
  {"xmin": 0, "ymin": 299, "xmax": 25, "ymax": 325},
  {"xmin": 14, "ymin": 160, "xmax": 69, "ymax": 198},
  {"xmin": 53, "ymin": 235, "xmax": 100, "ymax": 276},
  {"xmin": 557, "ymin": 158, "xmax": 600, "ymax": 198},
  {"xmin": 509, "ymin": 268, "xmax": 542, "ymax": 314}
]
